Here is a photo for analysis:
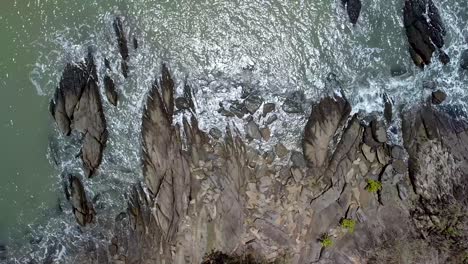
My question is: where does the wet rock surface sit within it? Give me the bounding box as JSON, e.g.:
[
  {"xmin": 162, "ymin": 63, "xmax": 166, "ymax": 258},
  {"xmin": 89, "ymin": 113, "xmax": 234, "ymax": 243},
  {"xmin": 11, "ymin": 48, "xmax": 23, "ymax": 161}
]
[
  {"xmin": 113, "ymin": 16, "xmax": 129, "ymax": 78},
  {"xmin": 404, "ymin": 0, "xmax": 448, "ymax": 67},
  {"xmin": 65, "ymin": 175, "xmax": 95, "ymax": 227},
  {"xmin": 40, "ymin": 72, "xmax": 468, "ymax": 263},
  {"xmin": 342, "ymin": 0, "xmax": 362, "ymax": 25},
  {"xmin": 50, "ymin": 53, "xmax": 107, "ymax": 177},
  {"xmin": 432, "ymin": 90, "xmax": 447, "ymax": 105},
  {"xmin": 282, "ymin": 90, "xmax": 305, "ymax": 114},
  {"xmin": 104, "ymin": 75, "xmax": 118, "ymax": 106}
]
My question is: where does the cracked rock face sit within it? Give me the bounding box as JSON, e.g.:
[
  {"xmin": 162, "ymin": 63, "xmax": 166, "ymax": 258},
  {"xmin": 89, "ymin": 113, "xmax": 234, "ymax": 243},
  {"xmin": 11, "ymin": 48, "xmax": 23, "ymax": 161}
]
[
  {"xmin": 65, "ymin": 175, "xmax": 95, "ymax": 227},
  {"xmin": 404, "ymin": 0, "xmax": 448, "ymax": 67},
  {"xmin": 42, "ymin": 68, "xmax": 468, "ymax": 263},
  {"xmin": 302, "ymin": 94, "xmax": 351, "ymax": 168},
  {"xmin": 50, "ymin": 54, "xmax": 107, "ymax": 177}
]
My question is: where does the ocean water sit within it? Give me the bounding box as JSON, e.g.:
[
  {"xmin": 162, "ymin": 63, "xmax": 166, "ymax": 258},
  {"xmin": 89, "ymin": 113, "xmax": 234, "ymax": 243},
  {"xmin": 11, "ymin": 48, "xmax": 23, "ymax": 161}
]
[{"xmin": 0, "ymin": 0, "xmax": 467, "ymax": 262}]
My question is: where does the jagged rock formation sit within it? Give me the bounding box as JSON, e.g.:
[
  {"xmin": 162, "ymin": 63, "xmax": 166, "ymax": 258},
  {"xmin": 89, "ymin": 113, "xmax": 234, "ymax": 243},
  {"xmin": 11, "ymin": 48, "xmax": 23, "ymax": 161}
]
[
  {"xmin": 402, "ymin": 105, "xmax": 468, "ymax": 262},
  {"xmin": 404, "ymin": 0, "xmax": 449, "ymax": 67},
  {"xmin": 64, "ymin": 175, "xmax": 95, "ymax": 226},
  {"xmin": 113, "ymin": 16, "xmax": 130, "ymax": 78},
  {"xmin": 49, "ymin": 53, "xmax": 108, "ymax": 177},
  {"xmin": 342, "ymin": 0, "xmax": 362, "ymax": 25},
  {"xmin": 43, "ymin": 66, "xmax": 467, "ymax": 264},
  {"xmin": 104, "ymin": 75, "xmax": 118, "ymax": 106}
]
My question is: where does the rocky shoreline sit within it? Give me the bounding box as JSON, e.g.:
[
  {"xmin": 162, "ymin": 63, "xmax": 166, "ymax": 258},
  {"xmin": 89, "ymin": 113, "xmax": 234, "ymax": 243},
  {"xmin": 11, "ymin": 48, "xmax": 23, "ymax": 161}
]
[{"xmin": 5, "ymin": 1, "xmax": 468, "ymax": 263}]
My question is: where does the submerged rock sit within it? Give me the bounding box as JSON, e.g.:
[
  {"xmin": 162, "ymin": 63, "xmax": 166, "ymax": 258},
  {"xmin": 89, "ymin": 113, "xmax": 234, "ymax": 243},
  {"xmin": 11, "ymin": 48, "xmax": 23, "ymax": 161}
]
[
  {"xmin": 113, "ymin": 16, "xmax": 129, "ymax": 78},
  {"xmin": 404, "ymin": 0, "xmax": 448, "ymax": 67},
  {"xmin": 432, "ymin": 90, "xmax": 447, "ymax": 105},
  {"xmin": 262, "ymin": 103, "xmax": 275, "ymax": 116},
  {"xmin": 282, "ymin": 91, "xmax": 305, "ymax": 114},
  {"xmin": 244, "ymin": 94, "xmax": 263, "ymax": 114},
  {"xmin": 50, "ymin": 53, "xmax": 107, "ymax": 177},
  {"xmin": 342, "ymin": 0, "xmax": 362, "ymax": 25},
  {"xmin": 104, "ymin": 75, "xmax": 118, "ymax": 106}
]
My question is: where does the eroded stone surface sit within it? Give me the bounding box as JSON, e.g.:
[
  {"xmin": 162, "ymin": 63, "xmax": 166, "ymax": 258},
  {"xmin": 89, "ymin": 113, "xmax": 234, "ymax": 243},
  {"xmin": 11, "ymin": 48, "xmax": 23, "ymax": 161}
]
[
  {"xmin": 50, "ymin": 53, "xmax": 107, "ymax": 177},
  {"xmin": 404, "ymin": 0, "xmax": 448, "ymax": 67}
]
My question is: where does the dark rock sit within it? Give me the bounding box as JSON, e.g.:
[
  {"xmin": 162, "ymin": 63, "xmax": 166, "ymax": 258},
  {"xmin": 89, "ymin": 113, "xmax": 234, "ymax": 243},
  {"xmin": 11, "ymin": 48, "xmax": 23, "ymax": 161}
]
[
  {"xmin": 104, "ymin": 58, "xmax": 111, "ymax": 70},
  {"xmin": 50, "ymin": 54, "xmax": 107, "ymax": 177},
  {"xmin": 133, "ymin": 37, "xmax": 138, "ymax": 50},
  {"xmin": 218, "ymin": 107, "xmax": 234, "ymax": 117},
  {"xmin": 432, "ymin": 90, "xmax": 447, "ymax": 105},
  {"xmin": 183, "ymin": 83, "xmax": 195, "ymax": 111},
  {"xmin": 66, "ymin": 175, "xmax": 95, "ymax": 226},
  {"xmin": 344, "ymin": 0, "xmax": 362, "ymax": 25},
  {"xmin": 244, "ymin": 115, "xmax": 254, "ymax": 122},
  {"xmin": 390, "ymin": 65, "xmax": 407, "ymax": 77},
  {"xmin": 175, "ymin": 97, "xmax": 190, "ymax": 110},
  {"xmin": 229, "ymin": 101, "xmax": 248, "ymax": 118},
  {"xmin": 404, "ymin": 0, "xmax": 448, "ymax": 67},
  {"xmin": 303, "ymin": 95, "xmax": 351, "ymax": 167},
  {"xmin": 0, "ymin": 244, "xmax": 6, "ymax": 260},
  {"xmin": 383, "ymin": 93, "xmax": 393, "ymax": 123},
  {"xmin": 121, "ymin": 61, "xmax": 129, "ymax": 78},
  {"xmin": 244, "ymin": 94, "xmax": 263, "ymax": 114},
  {"xmin": 245, "ymin": 120, "xmax": 262, "ymax": 140},
  {"xmin": 262, "ymin": 103, "xmax": 276, "ymax": 116},
  {"xmin": 460, "ymin": 50, "xmax": 468, "ymax": 70},
  {"xmin": 282, "ymin": 91, "xmax": 305, "ymax": 114},
  {"xmin": 209, "ymin": 128, "xmax": 222, "ymax": 139},
  {"xmin": 241, "ymin": 85, "xmax": 253, "ymax": 99},
  {"xmin": 371, "ymin": 120, "xmax": 387, "ymax": 143},
  {"xmin": 104, "ymin": 75, "xmax": 118, "ymax": 106},
  {"xmin": 265, "ymin": 114, "xmax": 278, "ymax": 125},
  {"xmin": 439, "ymin": 50, "xmax": 450, "ymax": 65},
  {"xmin": 113, "ymin": 17, "xmax": 129, "ymax": 78},
  {"xmin": 290, "ymin": 151, "xmax": 306, "ymax": 168}
]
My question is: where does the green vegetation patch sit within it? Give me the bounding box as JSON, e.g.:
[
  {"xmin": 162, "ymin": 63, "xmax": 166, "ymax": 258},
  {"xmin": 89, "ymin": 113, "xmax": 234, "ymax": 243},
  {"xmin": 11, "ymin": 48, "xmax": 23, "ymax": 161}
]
[
  {"xmin": 366, "ymin": 179, "xmax": 382, "ymax": 193},
  {"xmin": 340, "ymin": 218, "xmax": 356, "ymax": 233},
  {"xmin": 319, "ymin": 234, "xmax": 333, "ymax": 248}
]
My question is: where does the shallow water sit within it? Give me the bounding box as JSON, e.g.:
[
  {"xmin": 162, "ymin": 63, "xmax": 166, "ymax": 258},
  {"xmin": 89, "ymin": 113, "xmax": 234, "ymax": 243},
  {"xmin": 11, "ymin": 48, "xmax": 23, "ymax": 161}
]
[{"xmin": 0, "ymin": 0, "xmax": 467, "ymax": 261}]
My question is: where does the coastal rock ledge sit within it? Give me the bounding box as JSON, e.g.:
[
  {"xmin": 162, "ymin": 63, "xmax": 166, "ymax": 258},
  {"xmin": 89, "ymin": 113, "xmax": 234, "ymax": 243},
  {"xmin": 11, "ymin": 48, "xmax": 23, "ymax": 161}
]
[{"xmin": 37, "ymin": 63, "xmax": 468, "ymax": 263}]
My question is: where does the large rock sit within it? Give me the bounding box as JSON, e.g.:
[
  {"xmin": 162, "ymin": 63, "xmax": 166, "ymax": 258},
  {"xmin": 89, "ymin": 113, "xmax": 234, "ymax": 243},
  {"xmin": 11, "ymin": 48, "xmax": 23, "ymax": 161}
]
[
  {"xmin": 402, "ymin": 105, "xmax": 468, "ymax": 259},
  {"xmin": 431, "ymin": 90, "xmax": 447, "ymax": 105},
  {"xmin": 303, "ymin": 95, "xmax": 351, "ymax": 167},
  {"xmin": 113, "ymin": 16, "xmax": 129, "ymax": 78},
  {"xmin": 50, "ymin": 53, "xmax": 107, "ymax": 177},
  {"xmin": 342, "ymin": 0, "xmax": 362, "ymax": 25},
  {"xmin": 404, "ymin": 0, "xmax": 448, "ymax": 67},
  {"xmin": 65, "ymin": 175, "xmax": 95, "ymax": 226}
]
